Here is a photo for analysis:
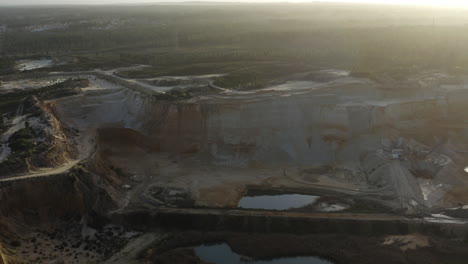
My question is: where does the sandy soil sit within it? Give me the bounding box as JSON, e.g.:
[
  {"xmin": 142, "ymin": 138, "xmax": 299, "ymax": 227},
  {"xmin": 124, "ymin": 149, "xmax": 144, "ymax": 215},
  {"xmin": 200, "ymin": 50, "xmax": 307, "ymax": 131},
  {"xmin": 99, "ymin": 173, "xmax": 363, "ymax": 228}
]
[{"xmin": 0, "ymin": 77, "xmax": 65, "ymax": 93}]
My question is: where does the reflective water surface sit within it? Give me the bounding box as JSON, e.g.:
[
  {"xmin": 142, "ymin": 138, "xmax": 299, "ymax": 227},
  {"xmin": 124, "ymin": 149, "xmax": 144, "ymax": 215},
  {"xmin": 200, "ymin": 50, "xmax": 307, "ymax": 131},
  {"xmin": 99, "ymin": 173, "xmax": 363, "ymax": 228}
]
[
  {"xmin": 195, "ymin": 243, "xmax": 333, "ymax": 264},
  {"xmin": 238, "ymin": 194, "xmax": 320, "ymax": 210}
]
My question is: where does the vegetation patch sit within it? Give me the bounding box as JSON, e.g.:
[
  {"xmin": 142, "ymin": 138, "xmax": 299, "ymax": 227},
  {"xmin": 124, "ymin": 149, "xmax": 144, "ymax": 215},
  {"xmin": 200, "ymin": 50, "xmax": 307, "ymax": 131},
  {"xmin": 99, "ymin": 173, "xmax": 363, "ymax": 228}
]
[
  {"xmin": 0, "ymin": 58, "xmax": 16, "ymax": 76},
  {"xmin": 213, "ymin": 63, "xmax": 314, "ymax": 90},
  {"xmin": 0, "ymin": 124, "xmax": 41, "ymax": 175},
  {"xmin": 0, "ymin": 79, "xmax": 87, "ymax": 175},
  {"xmin": 0, "ymin": 78, "xmax": 88, "ymax": 113},
  {"xmin": 152, "ymin": 88, "xmax": 193, "ymax": 101}
]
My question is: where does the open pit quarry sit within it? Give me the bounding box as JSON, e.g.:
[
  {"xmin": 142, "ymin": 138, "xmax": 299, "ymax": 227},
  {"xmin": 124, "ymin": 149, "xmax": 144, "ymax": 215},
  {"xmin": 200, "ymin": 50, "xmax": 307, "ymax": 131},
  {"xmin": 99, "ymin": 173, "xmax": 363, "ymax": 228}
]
[{"xmin": 3, "ymin": 68, "xmax": 468, "ymax": 263}]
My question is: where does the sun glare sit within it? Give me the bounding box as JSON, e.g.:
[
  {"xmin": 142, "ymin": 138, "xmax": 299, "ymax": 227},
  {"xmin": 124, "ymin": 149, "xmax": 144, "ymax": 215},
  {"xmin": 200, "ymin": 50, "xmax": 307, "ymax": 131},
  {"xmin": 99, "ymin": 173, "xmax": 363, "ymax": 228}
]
[{"xmin": 313, "ymin": 0, "xmax": 468, "ymax": 7}]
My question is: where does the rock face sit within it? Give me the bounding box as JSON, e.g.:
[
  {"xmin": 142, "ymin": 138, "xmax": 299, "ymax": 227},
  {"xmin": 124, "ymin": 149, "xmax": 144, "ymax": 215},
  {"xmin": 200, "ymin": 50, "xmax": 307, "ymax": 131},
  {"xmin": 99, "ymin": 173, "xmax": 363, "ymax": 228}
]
[
  {"xmin": 54, "ymin": 85, "xmax": 468, "ymax": 168},
  {"xmin": 51, "ymin": 80, "xmax": 468, "ymax": 213},
  {"xmin": 0, "ymin": 165, "xmax": 122, "ymax": 264}
]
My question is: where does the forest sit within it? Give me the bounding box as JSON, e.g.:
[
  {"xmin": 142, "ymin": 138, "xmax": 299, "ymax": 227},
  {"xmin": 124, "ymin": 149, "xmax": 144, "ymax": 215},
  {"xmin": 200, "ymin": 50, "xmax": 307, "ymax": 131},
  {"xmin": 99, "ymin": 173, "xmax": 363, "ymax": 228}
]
[{"xmin": 2, "ymin": 3, "xmax": 468, "ymax": 88}]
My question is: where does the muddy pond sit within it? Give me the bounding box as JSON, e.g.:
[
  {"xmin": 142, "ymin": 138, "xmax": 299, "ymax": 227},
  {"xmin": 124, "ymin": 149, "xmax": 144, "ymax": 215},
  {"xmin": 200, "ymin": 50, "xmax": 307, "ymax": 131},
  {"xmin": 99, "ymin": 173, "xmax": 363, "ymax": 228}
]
[
  {"xmin": 238, "ymin": 194, "xmax": 350, "ymax": 212},
  {"xmin": 238, "ymin": 194, "xmax": 319, "ymax": 210},
  {"xmin": 195, "ymin": 243, "xmax": 333, "ymax": 264}
]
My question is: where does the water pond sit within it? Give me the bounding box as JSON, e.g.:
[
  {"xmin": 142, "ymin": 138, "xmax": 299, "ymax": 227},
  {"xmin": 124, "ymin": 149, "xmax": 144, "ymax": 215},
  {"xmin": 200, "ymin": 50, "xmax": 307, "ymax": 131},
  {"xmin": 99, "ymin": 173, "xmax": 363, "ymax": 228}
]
[
  {"xmin": 195, "ymin": 243, "xmax": 333, "ymax": 264},
  {"xmin": 238, "ymin": 194, "xmax": 320, "ymax": 210}
]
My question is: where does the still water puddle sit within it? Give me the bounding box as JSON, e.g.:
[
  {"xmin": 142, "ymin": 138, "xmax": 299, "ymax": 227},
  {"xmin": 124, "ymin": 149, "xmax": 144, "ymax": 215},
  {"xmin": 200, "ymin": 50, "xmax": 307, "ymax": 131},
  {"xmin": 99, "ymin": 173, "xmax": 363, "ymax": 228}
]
[
  {"xmin": 238, "ymin": 194, "xmax": 320, "ymax": 210},
  {"xmin": 15, "ymin": 59, "xmax": 53, "ymax": 71},
  {"xmin": 195, "ymin": 243, "xmax": 333, "ymax": 264}
]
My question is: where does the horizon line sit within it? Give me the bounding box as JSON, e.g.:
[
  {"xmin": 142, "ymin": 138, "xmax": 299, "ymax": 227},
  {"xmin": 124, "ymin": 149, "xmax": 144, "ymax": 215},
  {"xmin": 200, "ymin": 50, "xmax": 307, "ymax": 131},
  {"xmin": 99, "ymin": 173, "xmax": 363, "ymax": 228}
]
[{"xmin": 0, "ymin": 1, "xmax": 465, "ymax": 8}]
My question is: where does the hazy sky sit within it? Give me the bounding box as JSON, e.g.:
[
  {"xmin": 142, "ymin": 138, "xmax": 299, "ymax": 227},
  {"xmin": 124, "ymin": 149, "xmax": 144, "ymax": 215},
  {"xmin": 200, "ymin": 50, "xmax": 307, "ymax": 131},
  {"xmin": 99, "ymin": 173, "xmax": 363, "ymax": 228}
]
[{"xmin": 1, "ymin": 0, "xmax": 468, "ymax": 6}]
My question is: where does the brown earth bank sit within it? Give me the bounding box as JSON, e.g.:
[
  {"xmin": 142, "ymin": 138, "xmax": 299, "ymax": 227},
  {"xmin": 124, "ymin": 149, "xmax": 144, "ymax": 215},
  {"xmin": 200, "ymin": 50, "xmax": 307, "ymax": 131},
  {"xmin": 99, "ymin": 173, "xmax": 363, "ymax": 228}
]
[
  {"xmin": 0, "ymin": 157, "xmax": 128, "ymax": 264},
  {"xmin": 144, "ymin": 231, "xmax": 468, "ymax": 264}
]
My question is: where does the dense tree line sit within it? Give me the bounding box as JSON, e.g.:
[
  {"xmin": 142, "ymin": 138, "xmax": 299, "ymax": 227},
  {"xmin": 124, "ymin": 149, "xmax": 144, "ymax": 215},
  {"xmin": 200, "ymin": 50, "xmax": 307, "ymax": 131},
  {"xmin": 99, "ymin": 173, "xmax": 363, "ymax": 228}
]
[
  {"xmin": 1, "ymin": 4, "xmax": 468, "ymax": 76},
  {"xmin": 0, "ymin": 58, "xmax": 15, "ymax": 75}
]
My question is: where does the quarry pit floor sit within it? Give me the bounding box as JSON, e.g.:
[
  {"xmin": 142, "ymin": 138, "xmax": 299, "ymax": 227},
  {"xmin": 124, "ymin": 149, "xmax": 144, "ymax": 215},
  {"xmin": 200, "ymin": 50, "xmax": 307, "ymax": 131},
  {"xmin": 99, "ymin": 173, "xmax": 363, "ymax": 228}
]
[{"xmin": 5, "ymin": 68, "xmax": 468, "ymax": 217}]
